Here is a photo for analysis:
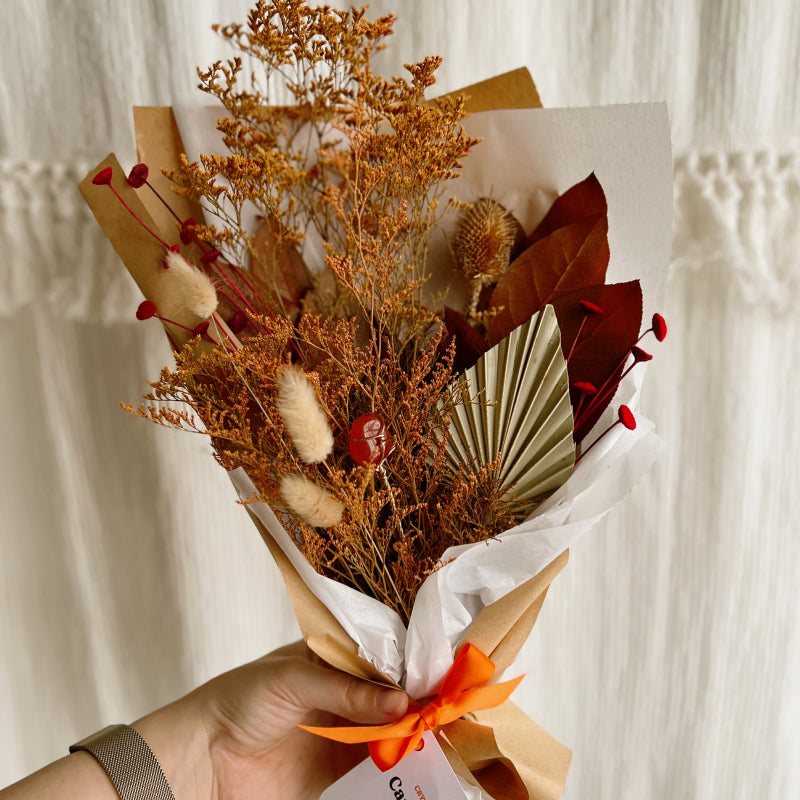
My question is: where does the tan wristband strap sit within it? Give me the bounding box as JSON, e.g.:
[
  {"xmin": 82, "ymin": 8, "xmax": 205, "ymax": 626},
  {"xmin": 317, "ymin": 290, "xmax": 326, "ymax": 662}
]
[{"xmin": 69, "ymin": 724, "xmax": 176, "ymax": 800}]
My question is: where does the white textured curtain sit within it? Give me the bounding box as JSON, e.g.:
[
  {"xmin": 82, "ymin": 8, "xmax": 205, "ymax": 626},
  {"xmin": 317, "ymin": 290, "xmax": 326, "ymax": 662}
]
[{"xmin": 1, "ymin": 1, "xmax": 798, "ymax": 798}]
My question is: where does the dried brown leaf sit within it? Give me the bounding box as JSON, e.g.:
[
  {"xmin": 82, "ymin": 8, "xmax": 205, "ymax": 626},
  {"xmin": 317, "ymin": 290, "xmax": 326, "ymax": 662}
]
[
  {"xmin": 526, "ymin": 171, "xmax": 607, "ymax": 246},
  {"xmin": 487, "ymin": 212, "xmax": 609, "ymax": 344}
]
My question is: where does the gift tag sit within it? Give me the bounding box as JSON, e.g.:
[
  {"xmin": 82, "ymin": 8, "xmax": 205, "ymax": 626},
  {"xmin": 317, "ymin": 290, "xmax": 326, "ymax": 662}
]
[{"xmin": 320, "ymin": 732, "xmax": 469, "ymax": 800}]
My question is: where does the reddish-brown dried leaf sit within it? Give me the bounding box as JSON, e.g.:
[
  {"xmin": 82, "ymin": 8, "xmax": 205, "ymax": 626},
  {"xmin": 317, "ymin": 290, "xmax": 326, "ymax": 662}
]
[
  {"xmin": 443, "ymin": 306, "xmax": 490, "ymax": 373},
  {"xmin": 550, "ymin": 281, "xmax": 643, "ymax": 442},
  {"xmin": 526, "ymin": 172, "xmax": 607, "ymax": 247},
  {"xmin": 250, "ymin": 216, "xmax": 312, "ymax": 313},
  {"xmin": 487, "ymin": 212, "xmax": 609, "ymax": 344}
]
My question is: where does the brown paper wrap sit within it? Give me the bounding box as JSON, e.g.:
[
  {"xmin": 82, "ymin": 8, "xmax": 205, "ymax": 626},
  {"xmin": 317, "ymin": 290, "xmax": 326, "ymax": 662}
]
[{"xmin": 80, "ymin": 68, "xmax": 571, "ymax": 799}]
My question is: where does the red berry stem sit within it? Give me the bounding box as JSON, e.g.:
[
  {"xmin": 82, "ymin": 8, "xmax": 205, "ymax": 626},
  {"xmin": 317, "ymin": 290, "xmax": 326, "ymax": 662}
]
[
  {"xmin": 565, "ymin": 317, "xmax": 587, "ymax": 364},
  {"xmin": 566, "ymin": 300, "xmax": 604, "ymax": 364},
  {"xmin": 576, "ymin": 406, "xmax": 636, "ymax": 464},
  {"xmin": 211, "ymin": 313, "xmax": 241, "ymax": 350},
  {"xmin": 213, "ymin": 259, "xmax": 260, "ymax": 317},
  {"xmin": 637, "ymin": 312, "xmax": 668, "ymax": 344},
  {"xmin": 229, "ymin": 263, "xmax": 270, "ymax": 313},
  {"xmin": 573, "ymin": 352, "xmax": 630, "ymax": 432},
  {"xmin": 155, "ymin": 313, "xmax": 212, "ymax": 341},
  {"xmin": 142, "ymin": 179, "xmax": 186, "ymax": 227},
  {"xmin": 570, "ymin": 381, "xmax": 597, "ymax": 427},
  {"xmin": 95, "ymin": 171, "xmax": 172, "ymax": 250},
  {"xmin": 573, "ymin": 347, "xmax": 651, "ymax": 433}
]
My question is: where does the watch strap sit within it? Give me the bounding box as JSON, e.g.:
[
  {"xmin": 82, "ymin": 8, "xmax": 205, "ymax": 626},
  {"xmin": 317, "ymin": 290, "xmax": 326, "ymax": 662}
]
[{"xmin": 69, "ymin": 724, "xmax": 175, "ymax": 800}]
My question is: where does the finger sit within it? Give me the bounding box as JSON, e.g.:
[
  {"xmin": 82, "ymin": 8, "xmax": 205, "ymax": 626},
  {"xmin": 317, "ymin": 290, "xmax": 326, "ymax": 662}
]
[{"xmin": 278, "ymin": 657, "xmax": 409, "ymax": 725}]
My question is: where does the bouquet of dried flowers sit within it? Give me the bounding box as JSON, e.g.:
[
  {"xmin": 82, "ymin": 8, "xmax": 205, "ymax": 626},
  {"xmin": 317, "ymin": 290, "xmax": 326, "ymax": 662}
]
[{"xmin": 81, "ymin": 2, "xmax": 672, "ymax": 798}]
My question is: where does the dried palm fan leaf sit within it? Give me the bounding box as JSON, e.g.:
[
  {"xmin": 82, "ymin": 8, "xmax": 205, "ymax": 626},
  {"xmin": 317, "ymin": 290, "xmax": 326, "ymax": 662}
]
[{"xmin": 437, "ymin": 305, "xmax": 575, "ymax": 520}]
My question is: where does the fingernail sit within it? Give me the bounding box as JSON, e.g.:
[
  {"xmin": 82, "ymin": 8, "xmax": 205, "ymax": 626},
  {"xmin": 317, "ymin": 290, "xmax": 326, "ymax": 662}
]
[{"xmin": 377, "ymin": 689, "xmax": 407, "ymax": 715}]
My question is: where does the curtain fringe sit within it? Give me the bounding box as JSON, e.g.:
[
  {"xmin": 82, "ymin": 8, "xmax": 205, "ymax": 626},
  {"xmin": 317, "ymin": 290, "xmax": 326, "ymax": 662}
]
[{"xmin": 2, "ymin": 151, "xmax": 799, "ymax": 321}]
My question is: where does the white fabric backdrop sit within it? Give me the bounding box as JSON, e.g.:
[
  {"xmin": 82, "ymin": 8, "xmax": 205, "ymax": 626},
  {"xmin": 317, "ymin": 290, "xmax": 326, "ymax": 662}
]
[{"xmin": 1, "ymin": 1, "xmax": 798, "ymax": 797}]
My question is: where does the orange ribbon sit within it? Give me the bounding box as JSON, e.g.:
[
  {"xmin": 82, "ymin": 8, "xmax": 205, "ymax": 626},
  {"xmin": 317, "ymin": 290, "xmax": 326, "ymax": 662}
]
[{"xmin": 300, "ymin": 643, "xmax": 524, "ymax": 771}]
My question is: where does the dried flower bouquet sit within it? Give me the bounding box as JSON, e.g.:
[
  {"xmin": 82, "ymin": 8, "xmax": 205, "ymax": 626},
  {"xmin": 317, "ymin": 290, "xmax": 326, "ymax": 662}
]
[{"xmin": 80, "ymin": 2, "xmax": 672, "ymax": 798}]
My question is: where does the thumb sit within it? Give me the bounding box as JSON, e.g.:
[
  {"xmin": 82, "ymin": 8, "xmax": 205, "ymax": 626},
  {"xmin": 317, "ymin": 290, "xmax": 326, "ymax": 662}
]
[{"xmin": 289, "ymin": 660, "xmax": 409, "ymax": 725}]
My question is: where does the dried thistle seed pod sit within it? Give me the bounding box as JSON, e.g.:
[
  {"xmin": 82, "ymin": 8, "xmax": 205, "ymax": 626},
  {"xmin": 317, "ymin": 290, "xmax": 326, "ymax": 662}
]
[
  {"xmin": 276, "ymin": 366, "xmax": 334, "ymax": 464},
  {"xmin": 280, "ymin": 473, "xmax": 344, "ymax": 528},
  {"xmin": 452, "ymin": 198, "xmax": 525, "ymax": 314}
]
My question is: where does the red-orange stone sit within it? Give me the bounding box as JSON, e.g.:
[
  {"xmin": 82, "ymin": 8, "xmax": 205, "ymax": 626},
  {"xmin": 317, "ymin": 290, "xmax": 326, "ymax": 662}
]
[{"xmin": 349, "ymin": 413, "xmax": 394, "ymax": 465}]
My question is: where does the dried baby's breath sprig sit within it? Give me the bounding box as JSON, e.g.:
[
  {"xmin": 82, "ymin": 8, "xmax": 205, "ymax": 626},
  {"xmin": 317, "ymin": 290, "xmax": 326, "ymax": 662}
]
[{"xmin": 171, "ymin": 0, "xmax": 479, "ymax": 350}]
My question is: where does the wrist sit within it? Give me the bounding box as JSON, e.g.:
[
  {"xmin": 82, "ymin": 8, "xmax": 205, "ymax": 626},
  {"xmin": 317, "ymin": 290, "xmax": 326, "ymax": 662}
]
[{"xmin": 131, "ymin": 690, "xmax": 214, "ymax": 800}]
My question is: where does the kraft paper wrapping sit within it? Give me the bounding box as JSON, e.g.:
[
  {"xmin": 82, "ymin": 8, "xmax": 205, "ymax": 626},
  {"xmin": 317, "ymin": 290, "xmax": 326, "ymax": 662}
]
[
  {"xmin": 436, "ymin": 67, "xmax": 541, "ymax": 113},
  {"xmin": 132, "ymin": 106, "xmax": 207, "ymax": 268},
  {"xmin": 78, "ymin": 154, "xmax": 237, "ymax": 353},
  {"xmin": 247, "ymin": 502, "xmax": 572, "ymax": 800},
  {"xmin": 80, "ymin": 69, "xmax": 576, "ymax": 799}
]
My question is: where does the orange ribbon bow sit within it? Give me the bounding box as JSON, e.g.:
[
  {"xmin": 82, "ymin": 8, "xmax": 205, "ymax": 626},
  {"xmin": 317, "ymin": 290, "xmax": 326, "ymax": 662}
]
[{"xmin": 300, "ymin": 643, "xmax": 524, "ymax": 771}]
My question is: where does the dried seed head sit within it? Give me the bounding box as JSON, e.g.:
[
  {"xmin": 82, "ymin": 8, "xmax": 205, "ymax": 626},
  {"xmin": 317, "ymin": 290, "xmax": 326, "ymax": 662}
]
[
  {"xmin": 571, "ymin": 381, "xmax": 597, "ymax": 396},
  {"xmin": 453, "ymin": 197, "xmax": 523, "ymax": 281},
  {"xmin": 630, "ymin": 345, "xmax": 653, "ymax": 363},
  {"xmin": 136, "ymin": 300, "xmax": 157, "ymax": 320},
  {"xmin": 618, "ymin": 405, "xmax": 637, "ymax": 430},
  {"xmin": 92, "ymin": 166, "xmax": 113, "ymax": 186},
  {"xmin": 652, "ymin": 313, "xmax": 668, "ymax": 342},
  {"xmin": 280, "ymin": 473, "xmax": 344, "ymax": 528},
  {"xmin": 161, "ymin": 249, "xmax": 218, "ymax": 320},
  {"xmin": 580, "ymin": 300, "xmax": 604, "ymax": 315},
  {"xmin": 452, "ymin": 198, "xmax": 524, "ymax": 313},
  {"xmin": 127, "ymin": 163, "xmax": 149, "ymax": 188},
  {"xmin": 276, "ymin": 366, "xmax": 334, "ymax": 463}
]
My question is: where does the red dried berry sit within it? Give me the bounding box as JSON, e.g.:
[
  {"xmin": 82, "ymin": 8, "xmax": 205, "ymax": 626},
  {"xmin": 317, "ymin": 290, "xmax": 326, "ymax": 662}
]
[
  {"xmin": 579, "ymin": 300, "xmax": 604, "ymax": 315},
  {"xmin": 127, "ymin": 163, "xmax": 149, "ymax": 188},
  {"xmin": 348, "ymin": 414, "xmax": 394, "ymax": 466},
  {"xmin": 618, "ymin": 405, "xmax": 637, "ymax": 430},
  {"xmin": 180, "ymin": 218, "xmax": 196, "ymax": 245},
  {"xmin": 571, "ymin": 381, "xmax": 597, "ymax": 395},
  {"xmin": 92, "ymin": 166, "xmax": 113, "ymax": 185},
  {"xmin": 200, "ymin": 249, "xmax": 221, "ymax": 265},
  {"xmin": 630, "ymin": 346, "xmax": 653, "ymax": 363},
  {"xmin": 652, "ymin": 313, "xmax": 667, "ymax": 342},
  {"xmin": 136, "ymin": 300, "xmax": 157, "ymax": 320}
]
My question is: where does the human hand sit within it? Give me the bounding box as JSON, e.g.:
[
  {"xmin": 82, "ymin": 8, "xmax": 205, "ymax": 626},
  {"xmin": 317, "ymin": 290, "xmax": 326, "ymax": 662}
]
[{"xmin": 136, "ymin": 641, "xmax": 409, "ymax": 800}]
